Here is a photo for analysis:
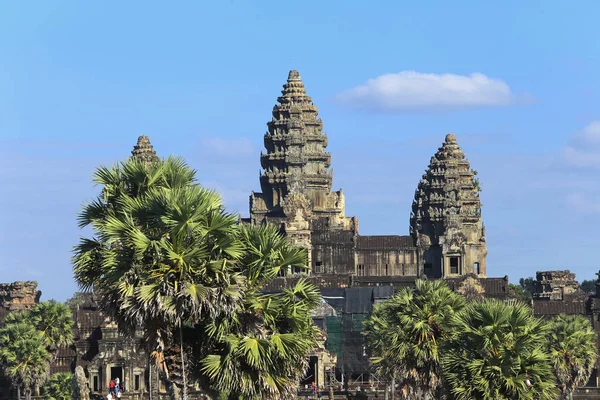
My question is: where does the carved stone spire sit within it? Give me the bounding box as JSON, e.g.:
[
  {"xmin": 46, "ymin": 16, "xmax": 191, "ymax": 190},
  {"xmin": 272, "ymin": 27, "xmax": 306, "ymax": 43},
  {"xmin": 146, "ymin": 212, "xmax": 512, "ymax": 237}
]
[
  {"xmin": 255, "ymin": 70, "xmax": 334, "ymax": 214},
  {"xmin": 250, "ymin": 70, "xmax": 357, "ymax": 248},
  {"xmin": 131, "ymin": 135, "xmax": 159, "ymax": 165},
  {"xmin": 410, "ymin": 133, "xmax": 486, "ymax": 278}
]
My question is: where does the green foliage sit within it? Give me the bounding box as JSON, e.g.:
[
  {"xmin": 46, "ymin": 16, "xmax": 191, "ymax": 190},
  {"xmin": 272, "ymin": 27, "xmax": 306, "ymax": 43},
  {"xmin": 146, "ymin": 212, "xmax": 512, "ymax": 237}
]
[
  {"xmin": 509, "ymin": 284, "xmax": 530, "ymax": 301},
  {"xmin": 4, "ymin": 301, "xmax": 74, "ymax": 354},
  {"xmin": 472, "ymin": 177, "xmax": 482, "ymax": 192},
  {"xmin": 547, "ymin": 315, "xmax": 597, "ymax": 399},
  {"xmin": 443, "ymin": 300, "xmax": 558, "ymax": 400},
  {"xmin": 0, "ymin": 322, "xmax": 51, "ymax": 399},
  {"xmin": 73, "ymin": 156, "xmax": 319, "ymax": 398},
  {"xmin": 580, "ymin": 279, "xmax": 595, "ymax": 294},
  {"xmin": 65, "ymin": 293, "xmax": 88, "ymax": 308},
  {"xmin": 364, "ymin": 279, "xmax": 466, "ymax": 398},
  {"xmin": 520, "ymin": 277, "xmax": 536, "ymax": 295},
  {"xmin": 199, "ymin": 277, "xmax": 321, "ymax": 399},
  {"xmin": 42, "ymin": 373, "xmax": 73, "ymax": 400},
  {"xmin": 509, "ymin": 277, "xmax": 535, "ymax": 301},
  {"xmin": 0, "ymin": 301, "xmax": 73, "ymax": 399}
]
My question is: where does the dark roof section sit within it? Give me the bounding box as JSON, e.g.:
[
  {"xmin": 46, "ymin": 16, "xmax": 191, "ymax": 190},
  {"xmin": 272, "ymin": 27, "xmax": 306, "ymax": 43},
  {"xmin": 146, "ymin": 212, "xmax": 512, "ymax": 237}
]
[
  {"xmin": 357, "ymin": 235, "xmax": 414, "ymax": 250},
  {"xmin": 445, "ymin": 275, "xmax": 510, "ymax": 299},
  {"xmin": 533, "ymin": 297, "xmax": 588, "ymax": 316}
]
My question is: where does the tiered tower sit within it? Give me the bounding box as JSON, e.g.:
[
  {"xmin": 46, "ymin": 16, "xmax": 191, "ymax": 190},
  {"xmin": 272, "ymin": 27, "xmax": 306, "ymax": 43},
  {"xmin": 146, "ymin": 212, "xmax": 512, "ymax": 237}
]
[
  {"xmin": 250, "ymin": 71, "xmax": 356, "ymax": 264},
  {"xmin": 131, "ymin": 135, "xmax": 159, "ymax": 165},
  {"xmin": 410, "ymin": 134, "xmax": 487, "ymax": 278}
]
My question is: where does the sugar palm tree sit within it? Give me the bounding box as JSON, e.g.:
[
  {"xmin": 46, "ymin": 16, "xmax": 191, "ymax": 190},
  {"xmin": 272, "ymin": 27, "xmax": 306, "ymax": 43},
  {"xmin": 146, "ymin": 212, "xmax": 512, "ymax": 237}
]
[
  {"xmin": 364, "ymin": 279, "xmax": 466, "ymax": 399},
  {"xmin": 73, "ymin": 157, "xmax": 246, "ymax": 399},
  {"xmin": 443, "ymin": 300, "xmax": 558, "ymax": 400},
  {"xmin": 0, "ymin": 322, "xmax": 51, "ymax": 400},
  {"xmin": 547, "ymin": 314, "xmax": 597, "ymax": 400},
  {"xmin": 198, "ymin": 260, "xmax": 320, "ymax": 399},
  {"xmin": 41, "ymin": 372, "xmax": 73, "ymax": 400}
]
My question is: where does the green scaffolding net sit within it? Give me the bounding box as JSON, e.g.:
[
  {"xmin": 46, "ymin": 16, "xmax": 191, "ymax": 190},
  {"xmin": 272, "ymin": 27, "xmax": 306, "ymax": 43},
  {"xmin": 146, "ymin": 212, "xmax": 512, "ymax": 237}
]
[{"xmin": 325, "ymin": 316, "xmax": 342, "ymax": 356}]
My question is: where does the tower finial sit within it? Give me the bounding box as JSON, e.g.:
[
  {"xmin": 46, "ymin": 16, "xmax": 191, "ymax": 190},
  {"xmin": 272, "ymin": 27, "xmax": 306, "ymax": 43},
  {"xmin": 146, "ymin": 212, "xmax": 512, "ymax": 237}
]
[
  {"xmin": 131, "ymin": 135, "xmax": 159, "ymax": 165},
  {"xmin": 288, "ymin": 70, "xmax": 302, "ymax": 82}
]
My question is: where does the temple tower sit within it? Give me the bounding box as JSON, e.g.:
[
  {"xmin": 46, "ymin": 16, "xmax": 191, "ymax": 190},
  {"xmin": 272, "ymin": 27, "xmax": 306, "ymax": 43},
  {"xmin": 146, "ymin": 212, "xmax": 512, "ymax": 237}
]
[
  {"xmin": 410, "ymin": 134, "xmax": 487, "ymax": 278},
  {"xmin": 250, "ymin": 71, "xmax": 356, "ymax": 265},
  {"xmin": 131, "ymin": 135, "xmax": 159, "ymax": 165}
]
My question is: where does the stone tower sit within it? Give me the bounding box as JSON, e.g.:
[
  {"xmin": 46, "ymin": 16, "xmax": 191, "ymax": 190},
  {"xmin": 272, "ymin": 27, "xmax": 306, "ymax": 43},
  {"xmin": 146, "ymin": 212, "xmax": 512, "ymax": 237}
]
[
  {"xmin": 410, "ymin": 134, "xmax": 487, "ymax": 278},
  {"xmin": 131, "ymin": 135, "xmax": 159, "ymax": 165},
  {"xmin": 250, "ymin": 70, "xmax": 356, "ymax": 263}
]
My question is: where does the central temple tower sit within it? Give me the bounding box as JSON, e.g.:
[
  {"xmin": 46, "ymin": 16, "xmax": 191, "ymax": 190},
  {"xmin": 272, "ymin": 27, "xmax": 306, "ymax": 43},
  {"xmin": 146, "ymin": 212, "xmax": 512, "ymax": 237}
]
[{"xmin": 250, "ymin": 70, "xmax": 357, "ymax": 270}]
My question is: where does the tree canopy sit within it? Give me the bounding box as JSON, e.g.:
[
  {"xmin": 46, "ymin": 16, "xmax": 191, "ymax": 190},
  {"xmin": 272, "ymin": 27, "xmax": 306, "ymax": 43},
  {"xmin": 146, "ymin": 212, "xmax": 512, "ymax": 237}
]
[
  {"xmin": 72, "ymin": 156, "xmax": 320, "ymax": 399},
  {"xmin": 364, "ymin": 279, "xmax": 466, "ymax": 399}
]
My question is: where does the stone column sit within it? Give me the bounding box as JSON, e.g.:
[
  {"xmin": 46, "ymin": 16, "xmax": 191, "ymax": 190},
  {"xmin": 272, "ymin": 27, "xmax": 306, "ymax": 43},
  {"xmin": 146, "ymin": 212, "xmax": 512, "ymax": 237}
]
[{"xmin": 105, "ymin": 364, "xmax": 110, "ymax": 393}]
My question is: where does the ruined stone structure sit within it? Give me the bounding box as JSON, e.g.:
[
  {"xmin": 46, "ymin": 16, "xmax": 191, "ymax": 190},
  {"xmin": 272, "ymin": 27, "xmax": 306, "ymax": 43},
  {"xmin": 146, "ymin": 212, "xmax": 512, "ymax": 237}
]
[
  {"xmin": 531, "ymin": 270, "xmax": 600, "ymax": 398},
  {"xmin": 533, "ymin": 270, "xmax": 580, "ymax": 301},
  {"xmin": 248, "ymin": 71, "xmax": 487, "ymax": 281},
  {"xmin": 0, "ymin": 281, "xmax": 40, "ymax": 322}
]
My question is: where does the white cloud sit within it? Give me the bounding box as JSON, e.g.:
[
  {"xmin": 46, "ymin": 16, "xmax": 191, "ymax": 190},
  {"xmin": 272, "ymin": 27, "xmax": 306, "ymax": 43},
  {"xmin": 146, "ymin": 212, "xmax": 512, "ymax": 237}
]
[
  {"xmin": 336, "ymin": 71, "xmax": 524, "ymax": 111},
  {"xmin": 562, "ymin": 122, "xmax": 600, "ymax": 168},
  {"xmin": 199, "ymin": 137, "xmax": 254, "ymax": 157}
]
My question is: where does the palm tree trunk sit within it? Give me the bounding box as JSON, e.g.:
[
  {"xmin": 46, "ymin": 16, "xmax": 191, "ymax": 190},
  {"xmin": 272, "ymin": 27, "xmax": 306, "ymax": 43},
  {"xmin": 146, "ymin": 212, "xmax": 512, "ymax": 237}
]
[
  {"xmin": 180, "ymin": 322, "xmax": 187, "ymax": 400},
  {"xmin": 148, "ymin": 342, "xmax": 153, "ymax": 400},
  {"xmin": 17, "ymin": 386, "xmax": 21, "ymax": 400}
]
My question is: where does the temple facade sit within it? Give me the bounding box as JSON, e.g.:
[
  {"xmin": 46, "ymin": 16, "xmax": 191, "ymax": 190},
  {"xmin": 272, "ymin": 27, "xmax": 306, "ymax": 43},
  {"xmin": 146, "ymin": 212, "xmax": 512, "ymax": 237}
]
[
  {"xmin": 13, "ymin": 70, "xmax": 600, "ymax": 398},
  {"xmin": 248, "ymin": 70, "xmax": 487, "ymax": 281}
]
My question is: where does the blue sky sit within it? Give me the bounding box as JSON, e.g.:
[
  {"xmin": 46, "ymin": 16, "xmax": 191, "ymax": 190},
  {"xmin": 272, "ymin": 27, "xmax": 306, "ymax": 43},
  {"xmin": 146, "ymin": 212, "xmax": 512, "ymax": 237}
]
[{"xmin": 1, "ymin": 1, "xmax": 599, "ymax": 301}]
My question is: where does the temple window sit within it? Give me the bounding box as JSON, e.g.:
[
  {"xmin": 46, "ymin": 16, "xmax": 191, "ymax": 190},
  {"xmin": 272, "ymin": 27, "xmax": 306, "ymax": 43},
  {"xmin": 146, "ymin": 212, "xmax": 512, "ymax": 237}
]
[
  {"xmin": 385, "ymin": 264, "xmax": 388, "ymax": 276},
  {"xmin": 474, "ymin": 262, "xmax": 480, "ymax": 275},
  {"xmin": 450, "ymin": 257, "xmax": 460, "ymax": 274},
  {"xmin": 315, "ymin": 261, "xmax": 322, "ymax": 273},
  {"xmin": 93, "ymin": 376, "xmax": 99, "ymax": 392},
  {"xmin": 357, "ymin": 264, "xmax": 365, "ymax": 276},
  {"xmin": 134, "ymin": 374, "xmax": 140, "ymax": 391}
]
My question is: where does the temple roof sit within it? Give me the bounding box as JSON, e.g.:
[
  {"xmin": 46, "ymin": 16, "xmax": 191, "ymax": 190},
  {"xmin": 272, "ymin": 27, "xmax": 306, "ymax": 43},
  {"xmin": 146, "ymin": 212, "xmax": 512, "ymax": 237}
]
[
  {"xmin": 131, "ymin": 135, "xmax": 159, "ymax": 165},
  {"xmin": 356, "ymin": 235, "xmax": 414, "ymax": 250}
]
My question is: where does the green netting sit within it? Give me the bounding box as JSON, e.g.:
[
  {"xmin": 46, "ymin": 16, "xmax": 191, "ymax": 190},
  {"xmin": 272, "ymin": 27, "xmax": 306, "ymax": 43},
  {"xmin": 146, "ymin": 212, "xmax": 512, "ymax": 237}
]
[
  {"xmin": 325, "ymin": 316, "xmax": 342, "ymax": 356},
  {"xmin": 351, "ymin": 313, "xmax": 367, "ymax": 332}
]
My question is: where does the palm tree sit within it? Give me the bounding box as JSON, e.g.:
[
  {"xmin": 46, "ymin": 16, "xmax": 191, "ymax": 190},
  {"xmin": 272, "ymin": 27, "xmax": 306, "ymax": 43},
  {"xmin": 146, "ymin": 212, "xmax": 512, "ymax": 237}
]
[
  {"xmin": 73, "ymin": 157, "xmax": 246, "ymax": 399},
  {"xmin": 547, "ymin": 314, "xmax": 597, "ymax": 400},
  {"xmin": 0, "ymin": 322, "xmax": 51, "ymax": 400},
  {"xmin": 198, "ymin": 268, "xmax": 320, "ymax": 399},
  {"xmin": 442, "ymin": 300, "xmax": 558, "ymax": 400},
  {"xmin": 364, "ymin": 279, "xmax": 466, "ymax": 399},
  {"xmin": 41, "ymin": 373, "xmax": 73, "ymax": 400},
  {"xmin": 30, "ymin": 301, "xmax": 74, "ymax": 359},
  {"xmin": 4, "ymin": 301, "xmax": 74, "ymax": 359}
]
